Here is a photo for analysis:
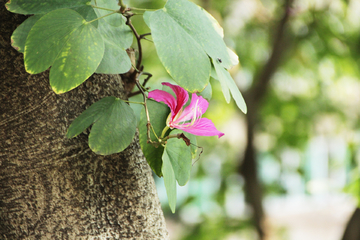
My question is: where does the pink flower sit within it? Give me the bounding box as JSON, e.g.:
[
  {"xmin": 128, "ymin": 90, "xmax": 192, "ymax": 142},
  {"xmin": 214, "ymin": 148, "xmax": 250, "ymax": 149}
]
[{"xmin": 148, "ymin": 82, "xmax": 224, "ymax": 138}]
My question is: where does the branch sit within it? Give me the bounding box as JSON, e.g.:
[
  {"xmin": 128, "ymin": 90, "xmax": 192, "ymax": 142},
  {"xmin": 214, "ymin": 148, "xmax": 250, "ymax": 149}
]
[
  {"xmin": 140, "ymin": 33, "xmax": 151, "ymax": 39},
  {"xmin": 134, "ymin": 74, "xmax": 153, "ymax": 143},
  {"xmin": 239, "ymin": 1, "xmax": 294, "ymax": 239},
  {"xmin": 123, "ymin": 16, "xmax": 158, "ymax": 145},
  {"xmin": 118, "ymin": 0, "xmax": 127, "ymax": 13},
  {"xmin": 125, "ymin": 14, "xmax": 143, "ymax": 70},
  {"xmin": 247, "ymin": 0, "xmax": 294, "ymax": 105}
]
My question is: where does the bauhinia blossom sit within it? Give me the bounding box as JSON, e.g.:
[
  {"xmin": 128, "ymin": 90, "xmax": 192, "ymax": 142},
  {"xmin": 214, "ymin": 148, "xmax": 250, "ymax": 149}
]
[{"xmin": 148, "ymin": 82, "xmax": 224, "ymax": 138}]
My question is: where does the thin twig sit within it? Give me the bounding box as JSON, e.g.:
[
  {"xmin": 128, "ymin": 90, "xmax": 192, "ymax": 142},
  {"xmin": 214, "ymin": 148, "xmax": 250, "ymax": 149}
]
[
  {"xmin": 124, "ymin": 11, "xmax": 158, "ymax": 146},
  {"xmin": 142, "ymin": 37, "xmax": 153, "ymax": 43},
  {"xmin": 91, "ymin": 5, "xmax": 117, "ymax": 12},
  {"xmin": 141, "ymin": 72, "xmax": 152, "ymax": 87},
  {"xmin": 134, "ymin": 73, "xmax": 154, "ymax": 145},
  {"xmin": 125, "ymin": 14, "xmax": 143, "ymax": 70},
  {"xmin": 140, "ymin": 33, "xmax": 152, "ymax": 39},
  {"xmin": 87, "ymin": 11, "xmax": 118, "ymax": 24},
  {"xmin": 192, "ymin": 145, "xmax": 204, "ymax": 166},
  {"xmin": 128, "ymin": 88, "xmax": 150, "ymax": 98}
]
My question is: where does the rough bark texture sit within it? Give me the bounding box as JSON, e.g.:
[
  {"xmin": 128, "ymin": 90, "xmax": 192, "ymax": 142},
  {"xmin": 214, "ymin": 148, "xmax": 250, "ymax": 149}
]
[{"xmin": 0, "ymin": 3, "xmax": 169, "ymax": 239}]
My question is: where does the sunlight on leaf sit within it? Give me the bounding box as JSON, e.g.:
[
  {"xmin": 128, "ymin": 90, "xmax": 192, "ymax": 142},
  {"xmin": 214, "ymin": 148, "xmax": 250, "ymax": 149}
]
[
  {"xmin": 5, "ymin": 0, "xmax": 89, "ymax": 14},
  {"xmin": 213, "ymin": 61, "xmax": 247, "ymax": 113},
  {"xmin": 24, "ymin": 9, "xmax": 104, "ymax": 94},
  {"xmin": 11, "ymin": 15, "xmax": 42, "ymax": 53}
]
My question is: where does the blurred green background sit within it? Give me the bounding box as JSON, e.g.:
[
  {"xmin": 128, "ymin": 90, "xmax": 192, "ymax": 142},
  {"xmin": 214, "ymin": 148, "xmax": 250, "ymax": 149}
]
[{"xmin": 129, "ymin": 0, "xmax": 360, "ymax": 239}]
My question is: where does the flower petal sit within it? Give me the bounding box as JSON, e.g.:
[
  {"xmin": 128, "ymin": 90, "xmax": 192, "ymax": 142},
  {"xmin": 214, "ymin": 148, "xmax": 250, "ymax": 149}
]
[
  {"xmin": 148, "ymin": 89, "xmax": 177, "ymax": 116},
  {"xmin": 175, "ymin": 118, "xmax": 224, "ymax": 138},
  {"xmin": 162, "ymin": 82, "xmax": 188, "ymax": 116},
  {"xmin": 175, "ymin": 93, "xmax": 209, "ymax": 123}
]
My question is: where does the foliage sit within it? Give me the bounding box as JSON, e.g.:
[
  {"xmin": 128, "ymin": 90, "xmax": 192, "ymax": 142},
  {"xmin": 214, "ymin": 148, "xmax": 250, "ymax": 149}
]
[
  {"xmin": 66, "ymin": 96, "xmax": 137, "ymax": 155},
  {"xmin": 151, "ymin": 0, "xmax": 360, "ymax": 238},
  {"xmin": 6, "ymin": 0, "xmax": 246, "ymax": 212}
]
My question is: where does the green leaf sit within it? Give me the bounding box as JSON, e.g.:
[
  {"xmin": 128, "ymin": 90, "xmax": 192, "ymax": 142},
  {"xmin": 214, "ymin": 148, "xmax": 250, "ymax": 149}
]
[
  {"xmin": 147, "ymin": 0, "xmax": 241, "ymax": 92},
  {"xmin": 165, "ymin": 129, "xmax": 192, "ymax": 186},
  {"xmin": 96, "ymin": 46, "xmax": 131, "ymax": 74},
  {"xmin": 202, "ymin": 9, "xmax": 239, "ymax": 67},
  {"xmin": 11, "ymin": 14, "xmax": 42, "ymax": 53},
  {"xmin": 213, "ymin": 61, "xmax": 247, "ymax": 114},
  {"xmin": 97, "ymin": 18, "xmax": 133, "ymax": 50},
  {"xmin": 139, "ymin": 100, "xmax": 170, "ymax": 177},
  {"xmin": 184, "ymin": 132, "xmax": 198, "ymax": 159},
  {"xmin": 10, "ymin": 6, "xmax": 98, "ymax": 54},
  {"xmin": 199, "ymin": 83, "xmax": 212, "ymax": 101},
  {"xmin": 161, "ymin": 129, "xmax": 195, "ymax": 213},
  {"xmin": 67, "ymin": 96, "xmax": 137, "ymax": 155},
  {"xmin": 143, "ymin": 11, "xmax": 153, "ymax": 28},
  {"xmin": 227, "ymin": 47, "xmax": 240, "ymax": 67},
  {"xmin": 74, "ymin": 5, "xmax": 98, "ymax": 27},
  {"xmin": 212, "ymin": 63, "xmax": 230, "ymax": 103},
  {"xmin": 161, "ymin": 0, "xmax": 233, "ymax": 69},
  {"xmin": 95, "ymin": 18, "xmax": 133, "ymax": 74},
  {"xmin": 89, "ymin": 99, "xmax": 137, "ymax": 155},
  {"xmin": 93, "ymin": 0, "xmax": 124, "ymax": 27},
  {"xmin": 162, "ymin": 151, "xmax": 177, "ymax": 213},
  {"xmin": 5, "ymin": 0, "xmax": 89, "ymax": 14},
  {"xmin": 67, "ymin": 96, "xmax": 116, "ymax": 138},
  {"xmin": 149, "ymin": 10, "xmax": 211, "ymax": 92},
  {"xmin": 24, "ymin": 9, "xmax": 104, "ymax": 94}
]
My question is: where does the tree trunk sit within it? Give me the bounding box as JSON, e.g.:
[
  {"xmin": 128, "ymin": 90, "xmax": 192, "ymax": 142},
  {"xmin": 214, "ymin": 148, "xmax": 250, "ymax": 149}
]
[
  {"xmin": 0, "ymin": 4, "xmax": 169, "ymax": 240},
  {"xmin": 238, "ymin": 1, "xmax": 293, "ymax": 238},
  {"xmin": 341, "ymin": 208, "xmax": 360, "ymax": 240},
  {"xmin": 239, "ymin": 98, "xmax": 265, "ymax": 239}
]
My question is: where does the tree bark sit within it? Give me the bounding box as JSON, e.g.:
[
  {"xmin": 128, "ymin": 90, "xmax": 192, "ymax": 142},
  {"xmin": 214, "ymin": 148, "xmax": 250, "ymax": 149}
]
[
  {"xmin": 341, "ymin": 208, "xmax": 360, "ymax": 240},
  {"xmin": 0, "ymin": 4, "xmax": 168, "ymax": 239}
]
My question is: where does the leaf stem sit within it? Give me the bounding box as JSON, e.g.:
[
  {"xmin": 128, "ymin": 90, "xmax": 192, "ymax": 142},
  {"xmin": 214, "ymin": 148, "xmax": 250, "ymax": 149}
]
[
  {"xmin": 142, "ymin": 38, "xmax": 153, "ymax": 43},
  {"xmin": 161, "ymin": 126, "xmax": 170, "ymax": 138},
  {"xmin": 122, "ymin": 100, "xmax": 144, "ymax": 105},
  {"xmin": 131, "ymin": 62, "xmax": 141, "ymax": 73},
  {"xmin": 124, "ymin": 12, "xmax": 157, "ymax": 145},
  {"xmin": 129, "ymin": 7, "xmax": 153, "ymax": 12},
  {"xmin": 141, "ymin": 72, "xmax": 152, "ymax": 87},
  {"xmin": 140, "ymin": 33, "xmax": 152, "ymax": 39},
  {"xmin": 91, "ymin": 5, "xmax": 117, "ymax": 12},
  {"xmin": 128, "ymin": 88, "xmax": 149, "ymax": 97},
  {"xmin": 87, "ymin": 11, "xmax": 118, "ymax": 24},
  {"xmin": 162, "ymin": 133, "xmax": 192, "ymax": 147},
  {"xmin": 164, "ymin": 134, "xmax": 179, "ymax": 140},
  {"xmin": 134, "ymin": 73, "xmax": 154, "ymax": 144},
  {"xmin": 118, "ymin": 0, "xmax": 127, "ymax": 13},
  {"xmin": 150, "ymin": 125, "xmax": 160, "ymax": 141}
]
